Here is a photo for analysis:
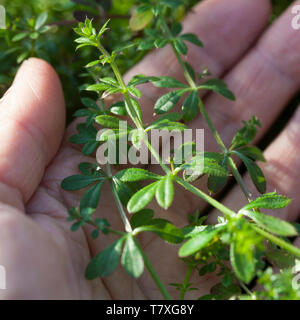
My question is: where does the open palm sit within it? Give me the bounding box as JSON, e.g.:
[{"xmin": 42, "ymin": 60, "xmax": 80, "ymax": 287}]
[{"xmin": 1, "ymin": 0, "xmax": 300, "ymax": 299}]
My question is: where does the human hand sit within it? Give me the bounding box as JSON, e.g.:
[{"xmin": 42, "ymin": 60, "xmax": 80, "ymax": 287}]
[{"xmin": 0, "ymin": 0, "xmax": 299, "ymax": 299}]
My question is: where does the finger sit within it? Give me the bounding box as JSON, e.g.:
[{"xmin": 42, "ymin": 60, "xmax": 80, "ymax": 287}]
[
  {"xmin": 0, "ymin": 58, "xmax": 65, "ymax": 204},
  {"xmin": 208, "ymin": 105, "xmax": 300, "ymax": 224},
  {"xmin": 124, "ymin": 0, "xmax": 271, "ymax": 123},
  {"xmin": 190, "ymin": 0, "xmax": 300, "ymax": 151},
  {"xmin": 161, "ymin": 0, "xmax": 300, "ymax": 216}
]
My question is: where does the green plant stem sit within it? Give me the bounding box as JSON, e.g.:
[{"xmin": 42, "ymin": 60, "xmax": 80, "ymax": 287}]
[
  {"xmin": 96, "ymin": 46, "xmax": 172, "ymax": 300},
  {"xmin": 251, "ymin": 225, "xmax": 300, "ymax": 259},
  {"xmin": 174, "ymin": 176, "xmax": 236, "ymax": 218},
  {"xmin": 98, "ymin": 98, "xmax": 132, "ymax": 233},
  {"xmin": 97, "ymin": 42, "xmax": 142, "ymax": 129},
  {"xmin": 198, "ymin": 99, "xmax": 227, "ymax": 153},
  {"xmin": 160, "ymin": 21, "xmax": 254, "ymax": 202},
  {"xmin": 135, "ymin": 239, "xmax": 172, "ymax": 300},
  {"xmin": 228, "ymin": 157, "xmax": 252, "ymax": 202},
  {"xmin": 160, "ymin": 19, "xmax": 195, "ymax": 89},
  {"xmin": 180, "ymin": 265, "xmax": 193, "ymax": 300}
]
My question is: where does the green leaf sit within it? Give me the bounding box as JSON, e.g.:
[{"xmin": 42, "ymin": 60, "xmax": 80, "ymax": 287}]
[
  {"xmin": 95, "ymin": 115, "xmax": 130, "ymax": 129},
  {"xmin": 100, "ymin": 77, "xmax": 118, "ymax": 87},
  {"xmin": 230, "ymin": 241, "xmax": 255, "ymax": 284},
  {"xmin": 180, "ymin": 33, "xmax": 203, "ymax": 47},
  {"xmin": 231, "ymin": 116, "xmax": 261, "ymax": 148},
  {"xmin": 237, "ymin": 146, "xmax": 266, "ymax": 162},
  {"xmin": 234, "ymin": 151, "xmax": 266, "ymax": 194},
  {"xmin": 17, "ymin": 51, "xmax": 29, "ymax": 64},
  {"xmin": 243, "ymin": 192, "xmax": 291, "ymax": 211},
  {"xmin": 121, "ymin": 234, "xmax": 144, "ymax": 278},
  {"xmin": 78, "ymin": 162, "xmax": 97, "ymax": 175},
  {"xmin": 35, "ymin": 12, "xmax": 48, "ymax": 30},
  {"xmin": 207, "ymin": 175, "xmax": 228, "ymax": 194},
  {"xmin": 109, "ymin": 101, "xmax": 127, "ymax": 116},
  {"xmin": 82, "ymin": 141, "xmax": 100, "ymax": 155},
  {"xmin": 128, "ymin": 75, "xmax": 159, "ymax": 86},
  {"xmin": 154, "ymin": 90, "xmax": 187, "ymax": 114},
  {"xmin": 125, "ymin": 98, "xmax": 143, "ymax": 124},
  {"xmin": 138, "ymin": 38, "xmax": 156, "ymax": 50},
  {"xmin": 151, "ymin": 112, "xmax": 183, "ymax": 124},
  {"xmin": 152, "ymin": 76, "xmax": 188, "ymax": 88},
  {"xmin": 128, "ymin": 86, "xmax": 142, "ymax": 98},
  {"xmin": 199, "ymin": 79, "xmax": 235, "ymax": 101},
  {"xmin": 154, "ymin": 38, "xmax": 168, "ymax": 48},
  {"xmin": 80, "ymin": 181, "xmax": 104, "ymax": 210},
  {"xmin": 129, "ymin": 9, "xmax": 154, "ymax": 31},
  {"xmin": 135, "ymin": 219, "xmax": 184, "ymax": 244},
  {"xmin": 130, "ymin": 209, "xmax": 154, "ymax": 229},
  {"xmin": 183, "ymin": 152, "xmax": 228, "ymax": 182},
  {"xmin": 146, "ymin": 119, "xmax": 186, "ymax": 131},
  {"xmin": 161, "ymin": 0, "xmax": 184, "ymax": 9},
  {"xmin": 173, "ymin": 38, "xmax": 188, "ymax": 55},
  {"xmin": 113, "ymin": 177, "xmax": 140, "ymax": 206},
  {"xmin": 86, "ymin": 83, "xmax": 113, "ymax": 92},
  {"xmin": 61, "ymin": 175, "xmax": 103, "ymax": 191},
  {"xmin": 155, "ymin": 175, "xmax": 174, "ymax": 209},
  {"xmin": 12, "ymin": 32, "xmax": 29, "ymax": 42},
  {"xmin": 115, "ymin": 168, "xmax": 161, "ymax": 182},
  {"xmin": 85, "ymin": 60, "xmax": 101, "ymax": 68},
  {"xmin": 81, "ymin": 97, "xmax": 98, "ymax": 109},
  {"xmin": 182, "ymin": 91, "xmax": 199, "ymax": 122},
  {"xmin": 171, "ymin": 22, "xmax": 182, "ymax": 36},
  {"xmin": 85, "ymin": 237, "xmax": 125, "ymax": 279},
  {"xmin": 127, "ymin": 182, "xmax": 158, "ymax": 213},
  {"xmin": 241, "ymin": 210, "xmax": 297, "ymax": 237},
  {"xmin": 179, "ymin": 225, "xmax": 226, "ymax": 257}
]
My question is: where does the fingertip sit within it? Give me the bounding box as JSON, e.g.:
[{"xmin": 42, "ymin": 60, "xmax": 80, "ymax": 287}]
[{"xmin": 11, "ymin": 57, "xmax": 66, "ymax": 161}]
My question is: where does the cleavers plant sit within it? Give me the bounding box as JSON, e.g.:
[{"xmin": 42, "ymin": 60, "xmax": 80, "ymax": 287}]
[{"xmin": 62, "ymin": 0, "xmax": 300, "ymax": 300}]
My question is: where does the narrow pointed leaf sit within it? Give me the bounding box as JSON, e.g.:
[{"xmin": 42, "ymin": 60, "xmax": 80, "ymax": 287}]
[
  {"xmin": 152, "ymin": 76, "xmax": 188, "ymax": 88},
  {"xmin": 127, "ymin": 182, "xmax": 158, "ymax": 213},
  {"xmin": 182, "ymin": 91, "xmax": 199, "ymax": 122},
  {"xmin": 121, "ymin": 235, "xmax": 144, "ymax": 278},
  {"xmin": 173, "ymin": 38, "xmax": 188, "ymax": 55},
  {"xmin": 61, "ymin": 175, "xmax": 103, "ymax": 191},
  {"xmin": 135, "ymin": 219, "xmax": 184, "ymax": 244},
  {"xmin": 180, "ymin": 33, "xmax": 203, "ymax": 47},
  {"xmin": 230, "ymin": 242, "xmax": 255, "ymax": 284},
  {"xmin": 199, "ymin": 79, "xmax": 235, "ymax": 101},
  {"xmin": 115, "ymin": 168, "xmax": 161, "ymax": 182},
  {"xmin": 155, "ymin": 175, "xmax": 174, "ymax": 209},
  {"xmin": 80, "ymin": 181, "xmax": 104, "ymax": 210},
  {"xmin": 85, "ymin": 237, "xmax": 125, "ymax": 279},
  {"xmin": 243, "ymin": 192, "xmax": 291, "ymax": 211},
  {"xmin": 130, "ymin": 209, "xmax": 154, "ymax": 229},
  {"xmin": 154, "ymin": 90, "xmax": 187, "ymax": 114},
  {"xmin": 179, "ymin": 225, "xmax": 226, "ymax": 257},
  {"xmin": 234, "ymin": 151, "xmax": 266, "ymax": 194},
  {"xmin": 241, "ymin": 210, "xmax": 297, "ymax": 237}
]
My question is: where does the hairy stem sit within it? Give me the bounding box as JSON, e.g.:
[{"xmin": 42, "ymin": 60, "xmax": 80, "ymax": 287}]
[
  {"xmin": 135, "ymin": 239, "xmax": 172, "ymax": 300},
  {"xmin": 174, "ymin": 176, "xmax": 236, "ymax": 218},
  {"xmin": 180, "ymin": 265, "xmax": 193, "ymax": 300},
  {"xmin": 96, "ymin": 43, "xmax": 172, "ymax": 300},
  {"xmin": 252, "ymin": 225, "xmax": 300, "ymax": 258}
]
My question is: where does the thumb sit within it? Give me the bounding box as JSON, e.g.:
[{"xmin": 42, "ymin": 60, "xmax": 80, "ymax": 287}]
[{"xmin": 0, "ymin": 58, "xmax": 65, "ymax": 206}]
